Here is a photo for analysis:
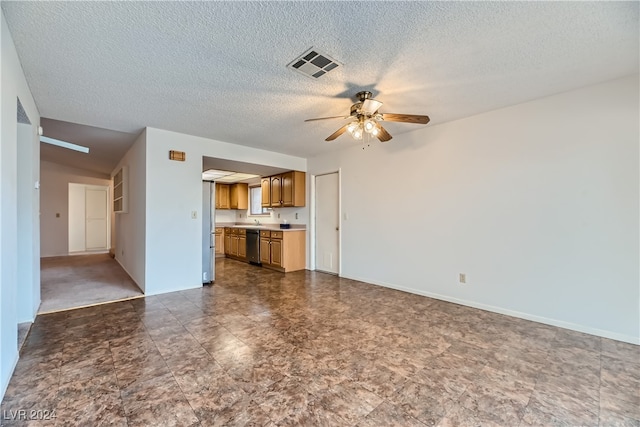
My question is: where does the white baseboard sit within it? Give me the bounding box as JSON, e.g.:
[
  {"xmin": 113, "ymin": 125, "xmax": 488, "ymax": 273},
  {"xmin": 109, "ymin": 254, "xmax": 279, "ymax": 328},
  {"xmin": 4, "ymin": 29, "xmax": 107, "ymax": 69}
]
[
  {"xmin": 67, "ymin": 250, "xmax": 109, "ymax": 256},
  {"xmin": 340, "ymin": 274, "xmax": 639, "ymax": 345}
]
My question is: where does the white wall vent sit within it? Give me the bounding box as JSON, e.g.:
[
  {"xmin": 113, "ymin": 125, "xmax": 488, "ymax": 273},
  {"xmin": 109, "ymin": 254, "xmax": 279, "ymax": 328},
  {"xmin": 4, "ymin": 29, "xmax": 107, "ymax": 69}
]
[{"xmin": 287, "ymin": 48, "xmax": 342, "ymax": 79}]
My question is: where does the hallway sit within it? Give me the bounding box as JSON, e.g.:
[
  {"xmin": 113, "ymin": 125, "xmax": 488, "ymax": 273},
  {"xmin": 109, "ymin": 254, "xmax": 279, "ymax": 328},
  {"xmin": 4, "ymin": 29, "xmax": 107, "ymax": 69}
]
[{"xmin": 39, "ymin": 254, "xmax": 143, "ymax": 313}]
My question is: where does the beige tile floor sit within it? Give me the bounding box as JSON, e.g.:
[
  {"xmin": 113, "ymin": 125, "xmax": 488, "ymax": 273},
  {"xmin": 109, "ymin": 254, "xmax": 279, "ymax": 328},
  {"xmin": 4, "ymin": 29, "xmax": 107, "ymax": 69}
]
[{"xmin": 2, "ymin": 258, "xmax": 638, "ymax": 426}]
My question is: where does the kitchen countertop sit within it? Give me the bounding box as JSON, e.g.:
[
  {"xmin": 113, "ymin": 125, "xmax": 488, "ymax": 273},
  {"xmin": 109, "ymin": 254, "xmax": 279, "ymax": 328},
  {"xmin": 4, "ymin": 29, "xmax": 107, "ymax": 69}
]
[{"xmin": 215, "ymin": 223, "xmax": 306, "ymax": 232}]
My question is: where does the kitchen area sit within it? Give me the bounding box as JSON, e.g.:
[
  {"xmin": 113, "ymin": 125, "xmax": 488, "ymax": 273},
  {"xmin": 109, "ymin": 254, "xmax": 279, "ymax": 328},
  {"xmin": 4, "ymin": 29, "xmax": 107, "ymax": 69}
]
[{"xmin": 202, "ymin": 160, "xmax": 307, "ymax": 284}]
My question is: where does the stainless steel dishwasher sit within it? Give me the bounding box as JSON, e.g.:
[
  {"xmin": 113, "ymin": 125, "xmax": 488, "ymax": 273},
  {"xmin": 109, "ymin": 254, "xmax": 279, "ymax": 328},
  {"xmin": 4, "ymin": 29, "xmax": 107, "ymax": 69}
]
[{"xmin": 246, "ymin": 229, "xmax": 261, "ymax": 265}]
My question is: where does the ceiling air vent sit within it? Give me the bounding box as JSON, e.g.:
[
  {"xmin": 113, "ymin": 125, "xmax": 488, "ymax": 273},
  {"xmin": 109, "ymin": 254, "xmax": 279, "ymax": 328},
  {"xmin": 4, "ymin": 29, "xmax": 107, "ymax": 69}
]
[{"xmin": 287, "ymin": 48, "xmax": 342, "ymax": 79}]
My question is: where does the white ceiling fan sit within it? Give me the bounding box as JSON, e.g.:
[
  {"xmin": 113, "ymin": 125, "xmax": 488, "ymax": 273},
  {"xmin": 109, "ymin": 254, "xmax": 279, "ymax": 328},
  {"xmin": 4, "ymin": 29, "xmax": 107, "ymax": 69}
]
[{"xmin": 305, "ymin": 91, "xmax": 430, "ymax": 142}]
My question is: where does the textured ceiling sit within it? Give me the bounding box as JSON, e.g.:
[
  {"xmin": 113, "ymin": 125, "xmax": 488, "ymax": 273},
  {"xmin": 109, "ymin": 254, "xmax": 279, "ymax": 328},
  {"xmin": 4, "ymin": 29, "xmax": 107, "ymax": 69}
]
[{"xmin": 2, "ymin": 1, "xmax": 638, "ymax": 164}]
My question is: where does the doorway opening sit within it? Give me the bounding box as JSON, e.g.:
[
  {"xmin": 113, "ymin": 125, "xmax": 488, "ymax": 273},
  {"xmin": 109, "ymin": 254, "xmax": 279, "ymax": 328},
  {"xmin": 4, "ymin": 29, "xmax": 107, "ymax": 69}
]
[
  {"xmin": 38, "ymin": 182, "xmax": 142, "ymax": 313},
  {"xmin": 16, "ymin": 97, "xmax": 37, "ymax": 349}
]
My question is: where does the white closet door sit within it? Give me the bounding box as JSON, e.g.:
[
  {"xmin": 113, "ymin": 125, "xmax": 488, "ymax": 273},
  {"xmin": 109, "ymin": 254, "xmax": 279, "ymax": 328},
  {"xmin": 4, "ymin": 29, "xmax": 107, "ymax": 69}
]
[
  {"xmin": 68, "ymin": 184, "xmax": 86, "ymax": 253},
  {"xmin": 85, "ymin": 187, "xmax": 108, "ymax": 250}
]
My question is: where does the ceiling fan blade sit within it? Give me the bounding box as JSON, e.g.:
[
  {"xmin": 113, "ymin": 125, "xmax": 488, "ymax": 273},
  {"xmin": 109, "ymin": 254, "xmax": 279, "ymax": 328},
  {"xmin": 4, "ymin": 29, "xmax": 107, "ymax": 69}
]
[
  {"xmin": 305, "ymin": 115, "xmax": 351, "ymax": 122},
  {"xmin": 381, "ymin": 113, "xmax": 430, "ymax": 124},
  {"xmin": 325, "ymin": 124, "xmax": 349, "ymax": 141},
  {"xmin": 361, "ymin": 98, "xmax": 383, "ymax": 114},
  {"xmin": 376, "ymin": 125, "xmax": 393, "ymax": 142}
]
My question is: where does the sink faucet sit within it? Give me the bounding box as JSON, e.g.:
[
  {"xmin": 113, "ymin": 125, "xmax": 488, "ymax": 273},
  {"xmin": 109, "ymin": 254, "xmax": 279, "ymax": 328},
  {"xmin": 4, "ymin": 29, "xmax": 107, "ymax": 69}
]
[{"xmin": 254, "ymin": 219, "xmax": 261, "ymax": 226}]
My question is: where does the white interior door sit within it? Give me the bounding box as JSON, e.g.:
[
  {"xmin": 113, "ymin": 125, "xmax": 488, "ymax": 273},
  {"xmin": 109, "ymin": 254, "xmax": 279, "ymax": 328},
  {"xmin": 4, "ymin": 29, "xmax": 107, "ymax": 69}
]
[
  {"xmin": 315, "ymin": 172, "xmax": 339, "ymax": 274},
  {"xmin": 85, "ymin": 187, "xmax": 108, "ymax": 250}
]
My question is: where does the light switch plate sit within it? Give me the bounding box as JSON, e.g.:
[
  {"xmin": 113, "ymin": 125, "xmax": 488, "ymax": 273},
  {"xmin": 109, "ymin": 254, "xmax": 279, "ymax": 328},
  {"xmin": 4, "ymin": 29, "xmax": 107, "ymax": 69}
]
[{"xmin": 191, "ymin": 211, "xmax": 197, "ymax": 219}]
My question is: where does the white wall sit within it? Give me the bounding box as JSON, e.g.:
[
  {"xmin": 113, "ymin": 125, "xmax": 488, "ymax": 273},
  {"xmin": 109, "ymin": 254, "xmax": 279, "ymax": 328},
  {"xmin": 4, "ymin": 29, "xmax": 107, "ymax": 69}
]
[
  {"xmin": 40, "ymin": 161, "xmax": 111, "ymax": 257},
  {"xmin": 16, "ymin": 123, "xmax": 39, "ymax": 323},
  {"xmin": 1, "ymin": 11, "xmax": 41, "ymax": 400},
  {"xmin": 142, "ymin": 127, "xmax": 306, "ymax": 295},
  {"xmin": 113, "ymin": 130, "xmax": 147, "ymax": 292},
  {"xmin": 308, "ymin": 75, "xmax": 639, "ymax": 344}
]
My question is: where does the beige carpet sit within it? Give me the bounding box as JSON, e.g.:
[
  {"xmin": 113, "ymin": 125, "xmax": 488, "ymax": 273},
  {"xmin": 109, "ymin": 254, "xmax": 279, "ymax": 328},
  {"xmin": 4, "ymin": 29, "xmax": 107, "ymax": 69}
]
[{"xmin": 40, "ymin": 253, "xmax": 143, "ymax": 313}]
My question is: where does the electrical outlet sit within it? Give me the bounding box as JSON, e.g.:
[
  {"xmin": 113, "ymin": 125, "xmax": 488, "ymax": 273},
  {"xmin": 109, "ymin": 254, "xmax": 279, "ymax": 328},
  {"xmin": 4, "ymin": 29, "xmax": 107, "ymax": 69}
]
[{"xmin": 459, "ymin": 273, "xmax": 466, "ymax": 284}]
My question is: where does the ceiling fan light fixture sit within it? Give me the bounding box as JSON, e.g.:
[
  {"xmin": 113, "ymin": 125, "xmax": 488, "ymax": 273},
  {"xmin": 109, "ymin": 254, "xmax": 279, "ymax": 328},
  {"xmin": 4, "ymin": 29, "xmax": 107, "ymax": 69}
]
[
  {"xmin": 363, "ymin": 118, "xmax": 377, "ymax": 133},
  {"xmin": 346, "ymin": 120, "xmax": 359, "ymax": 134},
  {"xmin": 361, "ymin": 99, "xmax": 383, "ymax": 115},
  {"xmin": 352, "ymin": 127, "xmax": 363, "ymax": 140}
]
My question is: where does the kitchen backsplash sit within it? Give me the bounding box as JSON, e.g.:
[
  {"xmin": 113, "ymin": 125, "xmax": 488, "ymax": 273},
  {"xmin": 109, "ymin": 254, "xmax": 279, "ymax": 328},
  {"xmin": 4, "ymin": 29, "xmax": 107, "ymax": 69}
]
[
  {"xmin": 237, "ymin": 207, "xmax": 307, "ymax": 225},
  {"xmin": 214, "ymin": 209, "xmax": 236, "ymax": 223}
]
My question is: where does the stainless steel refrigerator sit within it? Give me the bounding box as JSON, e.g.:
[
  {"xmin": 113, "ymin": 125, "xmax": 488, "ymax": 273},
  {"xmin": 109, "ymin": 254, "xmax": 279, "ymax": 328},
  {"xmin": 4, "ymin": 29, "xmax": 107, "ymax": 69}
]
[{"xmin": 202, "ymin": 181, "xmax": 215, "ymax": 284}]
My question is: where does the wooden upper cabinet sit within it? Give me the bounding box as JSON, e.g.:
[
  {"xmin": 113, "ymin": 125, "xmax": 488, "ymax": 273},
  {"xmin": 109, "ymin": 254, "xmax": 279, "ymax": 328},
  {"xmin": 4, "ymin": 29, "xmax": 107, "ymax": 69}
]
[
  {"xmin": 281, "ymin": 171, "xmax": 305, "ymax": 207},
  {"xmin": 217, "ymin": 183, "xmax": 247, "ymax": 210},
  {"xmin": 216, "ymin": 183, "xmax": 230, "ymax": 209},
  {"xmin": 270, "ymin": 175, "xmax": 282, "ymax": 207},
  {"xmin": 261, "ymin": 178, "xmax": 271, "ymax": 207},
  {"xmin": 229, "ymin": 185, "xmax": 238, "ymax": 209},
  {"xmin": 230, "ymin": 183, "xmax": 248, "ymax": 210},
  {"xmin": 262, "ymin": 171, "xmax": 305, "ymax": 208}
]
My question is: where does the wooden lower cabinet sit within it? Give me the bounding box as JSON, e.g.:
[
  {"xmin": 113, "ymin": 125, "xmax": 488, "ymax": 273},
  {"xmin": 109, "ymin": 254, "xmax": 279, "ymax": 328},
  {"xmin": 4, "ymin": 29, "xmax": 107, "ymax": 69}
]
[
  {"xmin": 260, "ymin": 237, "xmax": 271, "ymax": 264},
  {"xmin": 226, "ymin": 227, "xmax": 305, "ymax": 272},
  {"xmin": 224, "ymin": 227, "xmax": 246, "ymax": 261},
  {"xmin": 230, "ymin": 233, "xmax": 238, "ymax": 256},
  {"xmin": 224, "ymin": 229, "xmax": 231, "ymax": 256},
  {"xmin": 270, "ymin": 237, "xmax": 283, "ymax": 268},
  {"xmin": 214, "ymin": 227, "xmax": 224, "ymax": 256},
  {"xmin": 238, "ymin": 235, "xmax": 246, "ymax": 258},
  {"xmin": 259, "ymin": 230, "xmax": 305, "ymax": 272}
]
